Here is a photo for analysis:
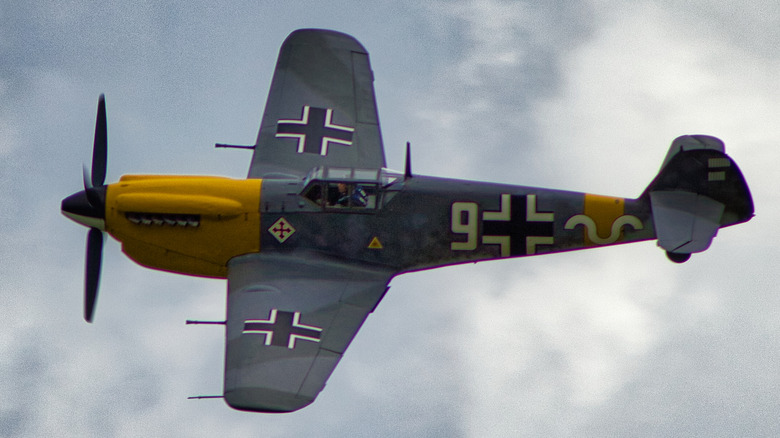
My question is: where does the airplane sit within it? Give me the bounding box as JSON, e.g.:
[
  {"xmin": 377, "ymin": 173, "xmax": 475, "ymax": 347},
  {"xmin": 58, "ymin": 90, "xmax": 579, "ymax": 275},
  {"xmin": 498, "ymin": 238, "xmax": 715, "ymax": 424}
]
[{"xmin": 60, "ymin": 29, "xmax": 754, "ymax": 413}]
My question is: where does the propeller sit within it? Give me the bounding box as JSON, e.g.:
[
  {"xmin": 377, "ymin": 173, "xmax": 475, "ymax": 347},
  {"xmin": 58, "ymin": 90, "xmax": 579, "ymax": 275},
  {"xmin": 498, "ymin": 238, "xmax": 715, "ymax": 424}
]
[
  {"xmin": 91, "ymin": 94, "xmax": 107, "ymax": 187},
  {"xmin": 85, "ymin": 228, "xmax": 104, "ymax": 322},
  {"xmin": 61, "ymin": 94, "xmax": 108, "ymax": 322}
]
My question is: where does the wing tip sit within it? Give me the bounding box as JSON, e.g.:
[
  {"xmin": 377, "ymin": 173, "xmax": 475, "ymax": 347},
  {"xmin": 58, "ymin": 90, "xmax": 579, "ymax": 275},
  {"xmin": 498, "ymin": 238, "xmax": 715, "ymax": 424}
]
[
  {"xmin": 284, "ymin": 28, "xmax": 368, "ymax": 54},
  {"xmin": 223, "ymin": 388, "xmax": 314, "ymax": 413}
]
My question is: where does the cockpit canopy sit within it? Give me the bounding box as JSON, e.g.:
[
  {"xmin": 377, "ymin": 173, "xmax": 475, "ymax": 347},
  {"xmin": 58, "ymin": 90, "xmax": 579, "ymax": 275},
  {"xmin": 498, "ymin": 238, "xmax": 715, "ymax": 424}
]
[{"xmin": 301, "ymin": 167, "xmax": 402, "ymax": 210}]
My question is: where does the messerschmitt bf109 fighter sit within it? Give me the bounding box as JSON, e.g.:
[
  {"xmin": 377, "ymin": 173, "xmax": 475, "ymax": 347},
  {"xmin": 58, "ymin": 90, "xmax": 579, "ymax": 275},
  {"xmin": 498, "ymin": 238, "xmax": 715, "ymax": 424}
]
[{"xmin": 61, "ymin": 29, "xmax": 754, "ymax": 413}]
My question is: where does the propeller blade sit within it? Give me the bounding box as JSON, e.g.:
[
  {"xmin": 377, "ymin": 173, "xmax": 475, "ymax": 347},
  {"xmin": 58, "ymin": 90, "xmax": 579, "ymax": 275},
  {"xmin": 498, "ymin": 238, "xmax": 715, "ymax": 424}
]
[
  {"xmin": 85, "ymin": 227, "xmax": 104, "ymax": 323},
  {"xmin": 82, "ymin": 164, "xmax": 104, "ymax": 208},
  {"xmin": 91, "ymin": 94, "xmax": 107, "ymax": 188},
  {"xmin": 82, "ymin": 164, "xmax": 93, "ymax": 189}
]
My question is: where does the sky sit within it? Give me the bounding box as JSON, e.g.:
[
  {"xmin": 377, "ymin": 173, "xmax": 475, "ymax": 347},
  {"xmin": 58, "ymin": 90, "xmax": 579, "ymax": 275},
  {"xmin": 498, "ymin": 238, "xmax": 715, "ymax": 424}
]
[{"xmin": 2, "ymin": 1, "xmax": 780, "ymax": 436}]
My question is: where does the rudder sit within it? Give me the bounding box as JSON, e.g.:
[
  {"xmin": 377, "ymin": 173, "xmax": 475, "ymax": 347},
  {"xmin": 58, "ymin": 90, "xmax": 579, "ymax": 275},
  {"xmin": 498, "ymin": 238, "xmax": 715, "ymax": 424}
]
[{"xmin": 641, "ymin": 135, "xmax": 754, "ymax": 262}]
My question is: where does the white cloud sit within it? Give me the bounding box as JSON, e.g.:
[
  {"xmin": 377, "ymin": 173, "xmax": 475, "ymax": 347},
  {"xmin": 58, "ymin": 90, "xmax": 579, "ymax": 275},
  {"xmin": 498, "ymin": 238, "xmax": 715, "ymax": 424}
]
[
  {"xmin": 0, "ymin": 118, "xmax": 20, "ymax": 157},
  {"xmin": 3, "ymin": 1, "xmax": 779, "ymax": 436},
  {"xmin": 0, "ymin": 77, "xmax": 20, "ymax": 158},
  {"xmin": 407, "ymin": 2, "xmax": 780, "ymax": 436},
  {"xmin": 534, "ymin": 3, "xmax": 780, "ymax": 196}
]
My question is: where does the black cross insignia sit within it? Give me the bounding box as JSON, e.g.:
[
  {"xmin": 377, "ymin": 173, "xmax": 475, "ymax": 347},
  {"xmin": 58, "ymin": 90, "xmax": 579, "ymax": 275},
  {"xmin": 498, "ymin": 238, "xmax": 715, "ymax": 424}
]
[
  {"xmin": 482, "ymin": 194, "xmax": 554, "ymax": 256},
  {"xmin": 243, "ymin": 309, "xmax": 323, "ymax": 349},
  {"xmin": 275, "ymin": 106, "xmax": 354, "ymax": 155}
]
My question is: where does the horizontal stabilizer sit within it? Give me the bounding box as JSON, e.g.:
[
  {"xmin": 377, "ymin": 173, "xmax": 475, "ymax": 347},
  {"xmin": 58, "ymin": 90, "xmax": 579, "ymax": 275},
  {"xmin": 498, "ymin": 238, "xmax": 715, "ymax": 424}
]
[{"xmin": 650, "ymin": 191, "xmax": 724, "ymax": 253}]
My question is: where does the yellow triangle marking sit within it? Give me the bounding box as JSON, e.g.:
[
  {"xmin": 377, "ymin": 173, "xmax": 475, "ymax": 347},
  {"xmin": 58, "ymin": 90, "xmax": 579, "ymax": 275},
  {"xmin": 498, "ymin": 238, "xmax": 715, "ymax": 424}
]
[{"xmin": 368, "ymin": 236, "xmax": 383, "ymax": 249}]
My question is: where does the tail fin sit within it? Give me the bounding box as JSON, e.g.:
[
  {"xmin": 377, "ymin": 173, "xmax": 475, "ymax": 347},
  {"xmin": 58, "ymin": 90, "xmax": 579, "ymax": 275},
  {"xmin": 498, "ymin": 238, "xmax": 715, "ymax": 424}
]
[{"xmin": 641, "ymin": 135, "xmax": 754, "ymax": 262}]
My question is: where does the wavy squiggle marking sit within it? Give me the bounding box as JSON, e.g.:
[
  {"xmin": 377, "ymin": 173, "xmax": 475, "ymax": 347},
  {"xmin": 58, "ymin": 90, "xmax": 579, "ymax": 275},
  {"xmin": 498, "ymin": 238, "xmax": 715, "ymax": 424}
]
[{"xmin": 564, "ymin": 214, "xmax": 644, "ymax": 245}]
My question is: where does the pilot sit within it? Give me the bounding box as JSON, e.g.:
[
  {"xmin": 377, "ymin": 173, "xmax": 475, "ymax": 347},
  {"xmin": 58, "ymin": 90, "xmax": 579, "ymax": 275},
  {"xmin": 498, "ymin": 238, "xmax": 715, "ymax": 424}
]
[{"xmin": 334, "ymin": 183, "xmax": 367, "ymax": 207}]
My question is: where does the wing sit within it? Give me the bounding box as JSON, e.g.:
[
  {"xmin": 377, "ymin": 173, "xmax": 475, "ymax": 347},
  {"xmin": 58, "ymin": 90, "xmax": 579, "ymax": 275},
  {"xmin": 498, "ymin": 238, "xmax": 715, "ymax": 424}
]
[
  {"xmin": 248, "ymin": 29, "xmax": 386, "ymax": 178},
  {"xmin": 223, "ymin": 253, "xmax": 393, "ymax": 412}
]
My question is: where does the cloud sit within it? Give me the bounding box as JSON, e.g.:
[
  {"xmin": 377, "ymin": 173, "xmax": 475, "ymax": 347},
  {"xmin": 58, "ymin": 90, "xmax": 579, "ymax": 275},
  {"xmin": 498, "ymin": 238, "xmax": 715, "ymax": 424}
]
[
  {"xmin": 402, "ymin": 2, "xmax": 780, "ymax": 436},
  {"xmin": 407, "ymin": 0, "xmax": 594, "ymax": 182},
  {"xmin": 2, "ymin": 1, "xmax": 778, "ymax": 437}
]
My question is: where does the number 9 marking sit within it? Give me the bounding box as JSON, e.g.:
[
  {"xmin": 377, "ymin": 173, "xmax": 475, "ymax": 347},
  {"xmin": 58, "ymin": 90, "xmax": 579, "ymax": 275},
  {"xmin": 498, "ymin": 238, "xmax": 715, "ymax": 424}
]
[{"xmin": 451, "ymin": 202, "xmax": 478, "ymax": 250}]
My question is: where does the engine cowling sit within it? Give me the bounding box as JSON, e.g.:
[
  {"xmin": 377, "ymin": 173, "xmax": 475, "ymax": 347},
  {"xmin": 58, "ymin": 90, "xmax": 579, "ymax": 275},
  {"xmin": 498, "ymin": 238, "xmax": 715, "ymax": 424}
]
[{"xmin": 105, "ymin": 175, "xmax": 262, "ymax": 278}]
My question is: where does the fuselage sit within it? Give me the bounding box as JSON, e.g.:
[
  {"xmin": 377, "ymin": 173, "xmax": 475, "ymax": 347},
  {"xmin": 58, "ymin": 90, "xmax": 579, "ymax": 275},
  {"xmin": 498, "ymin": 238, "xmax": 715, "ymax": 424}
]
[
  {"xmin": 258, "ymin": 173, "xmax": 655, "ymax": 273},
  {"xmin": 67, "ymin": 169, "xmax": 657, "ymax": 278}
]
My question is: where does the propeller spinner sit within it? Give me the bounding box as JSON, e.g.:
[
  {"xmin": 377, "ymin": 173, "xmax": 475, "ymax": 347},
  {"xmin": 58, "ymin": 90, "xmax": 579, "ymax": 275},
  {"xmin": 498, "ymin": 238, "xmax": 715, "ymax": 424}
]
[{"xmin": 61, "ymin": 94, "xmax": 108, "ymax": 322}]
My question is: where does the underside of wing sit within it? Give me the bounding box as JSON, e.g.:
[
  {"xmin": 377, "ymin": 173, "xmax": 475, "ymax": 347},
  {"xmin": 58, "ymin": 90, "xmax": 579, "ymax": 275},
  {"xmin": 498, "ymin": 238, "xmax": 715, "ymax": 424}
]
[
  {"xmin": 223, "ymin": 253, "xmax": 393, "ymax": 412},
  {"xmin": 248, "ymin": 29, "xmax": 386, "ymax": 179}
]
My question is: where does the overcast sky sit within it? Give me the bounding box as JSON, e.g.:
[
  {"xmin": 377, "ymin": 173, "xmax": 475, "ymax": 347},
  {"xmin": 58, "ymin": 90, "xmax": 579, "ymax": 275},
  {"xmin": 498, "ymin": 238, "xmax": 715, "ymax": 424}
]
[{"xmin": 2, "ymin": 1, "xmax": 780, "ymax": 436}]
